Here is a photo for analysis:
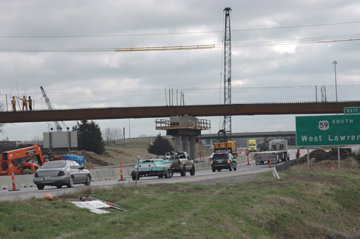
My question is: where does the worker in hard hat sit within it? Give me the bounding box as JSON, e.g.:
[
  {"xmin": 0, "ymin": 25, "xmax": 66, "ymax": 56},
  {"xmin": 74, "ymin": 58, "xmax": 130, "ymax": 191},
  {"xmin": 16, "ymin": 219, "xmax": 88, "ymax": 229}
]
[
  {"xmin": 18, "ymin": 96, "xmax": 28, "ymax": 111},
  {"xmin": 28, "ymin": 96, "xmax": 32, "ymax": 111},
  {"xmin": 12, "ymin": 96, "xmax": 16, "ymax": 111}
]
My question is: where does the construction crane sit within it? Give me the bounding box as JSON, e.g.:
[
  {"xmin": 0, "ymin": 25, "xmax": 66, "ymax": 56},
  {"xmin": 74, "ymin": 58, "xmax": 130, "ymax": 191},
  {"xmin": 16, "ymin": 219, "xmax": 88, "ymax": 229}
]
[
  {"xmin": 40, "ymin": 86, "xmax": 66, "ymax": 131},
  {"xmin": 218, "ymin": 7, "xmax": 232, "ymax": 142}
]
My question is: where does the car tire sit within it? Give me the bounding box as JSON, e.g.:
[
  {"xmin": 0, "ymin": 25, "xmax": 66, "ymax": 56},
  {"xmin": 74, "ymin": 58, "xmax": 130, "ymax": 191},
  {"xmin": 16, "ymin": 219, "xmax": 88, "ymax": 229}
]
[
  {"xmin": 229, "ymin": 164, "xmax": 233, "ymax": 171},
  {"xmin": 180, "ymin": 165, "xmax": 186, "ymax": 177},
  {"xmin": 84, "ymin": 175, "xmax": 91, "ymax": 186},
  {"xmin": 37, "ymin": 185, "xmax": 44, "ymax": 190},
  {"xmin": 56, "ymin": 185, "xmax": 62, "ymax": 189},
  {"xmin": 22, "ymin": 169, "xmax": 32, "ymax": 175},
  {"xmin": 67, "ymin": 176, "xmax": 74, "ymax": 188},
  {"xmin": 212, "ymin": 167, "xmax": 215, "ymax": 172},
  {"xmin": 158, "ymin": 175, "xmax": 164, "ymax": 178},
  {"xmin": 218, "ymin": 169, "xmax": 221, "ymax": 172},
  {"xmin": 190, "ymin": 165, "xmax": 195, "ymax": 176}
]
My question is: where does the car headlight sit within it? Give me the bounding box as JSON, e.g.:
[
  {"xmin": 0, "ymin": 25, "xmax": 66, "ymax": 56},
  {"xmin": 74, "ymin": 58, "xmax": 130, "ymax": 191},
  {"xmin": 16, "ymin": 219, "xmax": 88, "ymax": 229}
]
[{"xmin": 57, "ymin": 171, "xmax": 65, "ymax": 176}]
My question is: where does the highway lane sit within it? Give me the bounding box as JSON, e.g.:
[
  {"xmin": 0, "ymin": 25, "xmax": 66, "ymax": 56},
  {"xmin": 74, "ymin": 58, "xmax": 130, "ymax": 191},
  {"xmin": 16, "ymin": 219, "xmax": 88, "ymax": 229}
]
[
  {"xmin": 0, "ymin": 148, "xmax": 317, "ymax": 202},
  {"xmin": 0, "ymin": 160, "xmax": 275, "ymax": 202}
]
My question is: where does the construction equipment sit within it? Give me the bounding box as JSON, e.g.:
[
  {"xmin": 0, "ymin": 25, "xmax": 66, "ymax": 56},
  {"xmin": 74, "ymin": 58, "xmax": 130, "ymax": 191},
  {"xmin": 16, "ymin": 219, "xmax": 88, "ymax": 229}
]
[
  {"xmin": 214, "ymin": 8, "xmax": 235, "ymax": 155},
  {"xmin": 0, "ymin": 144, "xmax": 47, "ymax": 176},
  {"xmin": 214, "ymin": 140, "xmax": 238, "ymax": 157},
  {"xmin": 40, "ymin": 86, "xmax": 66, "ymax": 131},
  {"xmin": 219, "ymin": 7, "xmax": 232, "ymax": 139}
]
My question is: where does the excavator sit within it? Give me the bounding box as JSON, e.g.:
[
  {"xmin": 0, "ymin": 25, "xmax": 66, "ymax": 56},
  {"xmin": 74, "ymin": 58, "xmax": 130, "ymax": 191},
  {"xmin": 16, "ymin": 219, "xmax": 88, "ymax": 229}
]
[{"xmin": 0, "ymin": 145, "xmax": 47, "ymax": 176}]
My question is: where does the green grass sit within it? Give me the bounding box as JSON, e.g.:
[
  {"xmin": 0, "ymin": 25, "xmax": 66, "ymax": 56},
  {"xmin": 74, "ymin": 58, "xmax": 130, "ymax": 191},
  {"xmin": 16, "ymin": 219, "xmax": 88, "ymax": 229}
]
[{"xmin": 1, "ymin": 170, "xmax": 360, "ymax": 238}]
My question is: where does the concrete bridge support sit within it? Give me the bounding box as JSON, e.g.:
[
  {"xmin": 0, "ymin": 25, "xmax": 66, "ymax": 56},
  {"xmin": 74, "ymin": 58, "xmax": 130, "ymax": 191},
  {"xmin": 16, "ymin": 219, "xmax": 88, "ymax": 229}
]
[
  {"xmin": 189, "ymin": 136, "xmax": 196, "ymax": 159},
  {"xmin": 174, "ymin": 135, "xmax": 182, "ymax": 151},
  {"xmin": 182, "ymin": 136, "xmax": 189, "ymax": 154}
]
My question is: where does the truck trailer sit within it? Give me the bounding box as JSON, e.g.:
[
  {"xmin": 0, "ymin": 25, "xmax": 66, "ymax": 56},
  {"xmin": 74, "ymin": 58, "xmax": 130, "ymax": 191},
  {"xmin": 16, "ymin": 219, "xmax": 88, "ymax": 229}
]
[{"xmin": 254, "ymin": 139, "xmax": 289, "ymax": 165}]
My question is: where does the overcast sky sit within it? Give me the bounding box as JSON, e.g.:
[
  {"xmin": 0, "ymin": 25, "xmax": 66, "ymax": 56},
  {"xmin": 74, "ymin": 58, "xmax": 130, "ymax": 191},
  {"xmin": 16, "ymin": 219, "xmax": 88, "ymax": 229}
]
[{"xmin": 1, "ymin": 0, "xmax": 360, "ymax": 141}]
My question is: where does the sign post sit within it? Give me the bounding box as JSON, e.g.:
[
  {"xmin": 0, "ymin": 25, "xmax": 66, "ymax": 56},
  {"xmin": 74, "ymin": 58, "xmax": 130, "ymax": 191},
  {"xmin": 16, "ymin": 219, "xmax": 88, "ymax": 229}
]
[{"xmin": 296, "ymin": 114, "xmax": 360, "ymax": 172}]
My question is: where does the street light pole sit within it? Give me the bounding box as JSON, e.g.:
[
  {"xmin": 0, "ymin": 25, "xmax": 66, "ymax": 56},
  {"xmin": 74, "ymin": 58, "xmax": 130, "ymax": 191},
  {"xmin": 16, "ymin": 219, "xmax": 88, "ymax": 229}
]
[
  {"xmin": 332, "ymin": 60, "xmax": 340, "ymax": 172},
  {"xmin": 332, "ymin": 61, "xmax": 338, "ymax": 102}
]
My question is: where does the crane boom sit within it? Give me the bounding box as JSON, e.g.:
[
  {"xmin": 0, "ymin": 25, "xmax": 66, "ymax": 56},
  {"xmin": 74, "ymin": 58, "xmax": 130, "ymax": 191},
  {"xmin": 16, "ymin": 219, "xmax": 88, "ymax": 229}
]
[
  {"xmin": 219, "ymin": 7, "xmax": 232, "ymax": 142},
  {"xmin": 40, "ymin": 86, "xmax": 64, "ymax": 132}
]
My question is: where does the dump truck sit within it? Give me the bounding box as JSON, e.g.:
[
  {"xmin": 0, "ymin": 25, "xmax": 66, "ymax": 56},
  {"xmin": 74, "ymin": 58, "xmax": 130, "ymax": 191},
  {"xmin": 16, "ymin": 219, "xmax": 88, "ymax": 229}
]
[
  {"xmin": 214, "ymin": 140, "xmax": 238, "ymax": 157},
  {"xmin": 254, "ymin": 139, "xmax": 289, "ymax": 165},
  {"xmin": 0, "ymin": 144, "xmax": 47, "ymax": 176}
]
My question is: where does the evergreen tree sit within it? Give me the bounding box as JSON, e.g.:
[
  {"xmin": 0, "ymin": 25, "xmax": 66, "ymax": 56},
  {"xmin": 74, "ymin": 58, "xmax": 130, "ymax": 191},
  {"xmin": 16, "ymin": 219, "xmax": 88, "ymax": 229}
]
[
  {"xmin": 73, "ymin": 120, "xmax": 105, "ymax": 154},
  {"xmin": 147, "ymin": 134, "xmax": 174, "ymax": 155}
]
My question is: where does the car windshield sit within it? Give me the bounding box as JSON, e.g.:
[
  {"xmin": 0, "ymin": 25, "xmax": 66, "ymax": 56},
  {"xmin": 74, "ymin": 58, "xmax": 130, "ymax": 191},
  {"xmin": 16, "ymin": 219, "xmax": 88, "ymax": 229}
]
[
  {"xmin": 212, "ymin": 154, "xmax": 228, "ymax": 159},
  {"xmin": 41, "ymin": 161, "xmax": 67, "ymax": 169}
]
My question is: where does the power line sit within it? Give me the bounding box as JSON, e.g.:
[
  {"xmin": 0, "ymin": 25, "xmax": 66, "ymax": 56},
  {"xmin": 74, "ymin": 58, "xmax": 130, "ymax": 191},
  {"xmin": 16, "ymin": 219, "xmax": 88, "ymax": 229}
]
[{"xmin": 0, "ymin": 20, "xmax": 359, "ymax": 38}]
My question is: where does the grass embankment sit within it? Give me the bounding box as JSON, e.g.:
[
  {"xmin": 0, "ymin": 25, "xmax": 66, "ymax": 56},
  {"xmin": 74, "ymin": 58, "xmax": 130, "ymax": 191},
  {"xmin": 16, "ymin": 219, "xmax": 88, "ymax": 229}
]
[
  {"xmin": 1, "ymin": 169, "xmax": 360, "ymax": 238},
  {"xmin": 80, "ymin": 138, "xmax": 214, "ymax": 167}
]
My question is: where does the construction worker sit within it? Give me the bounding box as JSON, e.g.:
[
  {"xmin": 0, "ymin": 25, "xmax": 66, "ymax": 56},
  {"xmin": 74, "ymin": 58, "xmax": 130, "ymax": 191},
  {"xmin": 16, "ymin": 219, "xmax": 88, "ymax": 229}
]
[
  {"xmin": 12, "ymin": 96, "xmax": 16, "ymax": 111},
  {"xmin": 18, "ymin": 96, "xmax": 28, "ymax": 111},
  {"xmin": 28, "ymin": 96, "xmax": 32, "ymax": 111},
  {"xmin": 296, "ymin": 149, "xmax": 301, "ymax": 159}
]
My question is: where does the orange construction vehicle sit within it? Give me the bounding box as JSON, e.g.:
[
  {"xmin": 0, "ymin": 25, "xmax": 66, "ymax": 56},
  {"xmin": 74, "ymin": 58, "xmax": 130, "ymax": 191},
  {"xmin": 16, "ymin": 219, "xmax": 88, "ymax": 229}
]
[{"xmin": 0, "ymin": 144, "xmax": 47, "ymax": 176}]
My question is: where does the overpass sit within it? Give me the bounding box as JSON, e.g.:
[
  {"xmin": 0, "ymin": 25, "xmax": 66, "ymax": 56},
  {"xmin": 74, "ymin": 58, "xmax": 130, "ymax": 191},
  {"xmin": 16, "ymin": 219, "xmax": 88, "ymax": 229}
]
[
  {"xmin": 201, "ymin": 130, "xmax": 296, "ymax": 140},
  {"xmin": 0, "ymin": 101, "xmax": 359, "ymax": 124}
]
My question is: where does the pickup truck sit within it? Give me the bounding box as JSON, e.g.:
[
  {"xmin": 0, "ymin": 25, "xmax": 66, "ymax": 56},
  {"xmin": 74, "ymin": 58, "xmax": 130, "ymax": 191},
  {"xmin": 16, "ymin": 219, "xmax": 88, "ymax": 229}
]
[{"xmin": 163, "ymin": 151, "xmax": 195, "ymax": 176}]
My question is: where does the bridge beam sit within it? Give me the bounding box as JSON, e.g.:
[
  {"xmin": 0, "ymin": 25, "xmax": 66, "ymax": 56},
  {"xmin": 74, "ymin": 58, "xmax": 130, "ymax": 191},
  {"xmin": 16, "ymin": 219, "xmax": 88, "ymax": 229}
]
[{"xmin": 0, "ymin": 102, "xmax": 359, "ymax": 124}]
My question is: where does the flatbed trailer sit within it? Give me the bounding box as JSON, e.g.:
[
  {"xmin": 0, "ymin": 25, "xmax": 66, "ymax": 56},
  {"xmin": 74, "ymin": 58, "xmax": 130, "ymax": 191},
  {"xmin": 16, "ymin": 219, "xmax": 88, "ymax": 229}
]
[{"xmin": 254, "ymin": 150, "xmax": 289, "ymax": 165}]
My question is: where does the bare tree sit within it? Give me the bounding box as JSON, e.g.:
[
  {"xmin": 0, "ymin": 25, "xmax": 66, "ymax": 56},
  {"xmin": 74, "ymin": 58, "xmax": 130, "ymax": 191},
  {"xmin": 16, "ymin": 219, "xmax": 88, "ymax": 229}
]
[{"xmin": 102, "ymin": 128, "xmax": 123, "ymax": 146}]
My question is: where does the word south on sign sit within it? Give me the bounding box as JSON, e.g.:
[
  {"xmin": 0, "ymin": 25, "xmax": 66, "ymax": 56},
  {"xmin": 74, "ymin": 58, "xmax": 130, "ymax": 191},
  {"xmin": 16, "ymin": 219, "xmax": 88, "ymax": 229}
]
[{"xmin": 296, "ymin": 115, "xmax": 360, "ymax": 146}]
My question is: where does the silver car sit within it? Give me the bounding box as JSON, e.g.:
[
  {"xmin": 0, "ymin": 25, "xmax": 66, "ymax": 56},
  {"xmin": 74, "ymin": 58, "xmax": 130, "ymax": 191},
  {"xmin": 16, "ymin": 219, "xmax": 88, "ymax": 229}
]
[{"xmin": 33, "ymin": 160, "xmax": 91, "ymax": 190}]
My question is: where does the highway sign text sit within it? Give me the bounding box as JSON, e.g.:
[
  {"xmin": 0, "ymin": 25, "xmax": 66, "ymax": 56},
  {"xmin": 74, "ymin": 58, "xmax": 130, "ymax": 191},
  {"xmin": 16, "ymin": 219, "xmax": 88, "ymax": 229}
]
[{"xmin": 296, "ymin": 115, "xmax": 360, "ymax": 146}]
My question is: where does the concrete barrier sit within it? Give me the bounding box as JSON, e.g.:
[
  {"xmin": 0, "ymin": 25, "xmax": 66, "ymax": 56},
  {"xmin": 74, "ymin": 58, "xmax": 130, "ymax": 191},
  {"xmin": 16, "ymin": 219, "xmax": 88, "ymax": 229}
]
[
  {"xmin": 0, "ymin": 176, "xmax": 12, "ymax": 190},
  {"xmin": 14, "ymin": 175, "xmax": 30, "ymax": 188},
  {"xmin": 24, "ymin": 175, "xmax": 36, "ymax": 188},
  {"xmin": 112, "ymin": 169, "xmax": 121, "ymax": 180},
  {"xmin": 96, "ymin": 169, "xmax": 113, "ymax": 181},
  {"xmin": 90, "ymin": 170, "xmax": 99, "ymax": 182}
]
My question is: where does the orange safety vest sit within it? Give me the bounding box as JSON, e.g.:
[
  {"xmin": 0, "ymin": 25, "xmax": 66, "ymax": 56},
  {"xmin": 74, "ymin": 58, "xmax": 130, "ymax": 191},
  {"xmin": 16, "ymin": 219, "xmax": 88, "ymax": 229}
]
[
  {"xmin": 12, "ymin": 98, "xmax": 16, "ymax": 105},
  {"xmin": 22, "ymin": 98, "xmax": 27, "ymax": 104},
  {"xmin": 28, "ymin": 98, "xmax": 32, "ymax": 105}
]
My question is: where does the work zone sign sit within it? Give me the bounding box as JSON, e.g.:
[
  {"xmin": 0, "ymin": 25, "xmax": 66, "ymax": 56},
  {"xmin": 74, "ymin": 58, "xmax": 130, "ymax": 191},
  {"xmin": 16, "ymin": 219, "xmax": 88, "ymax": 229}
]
[{"xmin": 296, "ymin": 115, "xmax": 360, "ymax": 146}]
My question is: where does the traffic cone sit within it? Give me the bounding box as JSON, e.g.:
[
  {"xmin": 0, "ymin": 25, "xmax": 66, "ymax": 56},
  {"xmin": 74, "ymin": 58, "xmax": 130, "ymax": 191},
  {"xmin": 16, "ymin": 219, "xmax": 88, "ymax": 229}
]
[
  {"xmin": 118, "ymin": 163, "xmax": 124, "ymax": 181},
  {"xmin": 269, "ymin": 157, "xmax": 271, "ymax": 168},
  {"xmin": 9, "ymin": 169, "xmax": 20, "ymax": 191}
]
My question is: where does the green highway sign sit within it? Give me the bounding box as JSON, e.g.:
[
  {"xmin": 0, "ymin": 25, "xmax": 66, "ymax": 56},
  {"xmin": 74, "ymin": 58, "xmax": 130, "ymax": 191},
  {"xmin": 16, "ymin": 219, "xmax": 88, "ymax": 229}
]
[
  {"xmin": 344, "ymin": 107, "xmax": 360, "ymax": 115},
  {"xmin": 296, "ymin": 115, "xmax": 360, "ymax": 146}
]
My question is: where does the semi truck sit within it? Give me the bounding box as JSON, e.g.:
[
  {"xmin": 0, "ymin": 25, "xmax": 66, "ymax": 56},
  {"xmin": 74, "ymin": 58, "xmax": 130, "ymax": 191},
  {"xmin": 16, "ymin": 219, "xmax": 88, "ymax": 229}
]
[
  {"xmin": 254, "ymin": 139, "xmax": 289, "ymax": 165},
  {"xmin": 247, "ymin": 139, "xmax": 257, "ymax": 152}
]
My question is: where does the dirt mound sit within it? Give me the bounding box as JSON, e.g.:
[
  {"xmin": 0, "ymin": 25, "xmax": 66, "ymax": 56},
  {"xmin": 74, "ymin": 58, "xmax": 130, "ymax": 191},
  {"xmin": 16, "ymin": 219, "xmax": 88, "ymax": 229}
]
[
  {"xmin": 291, "ymin": 157, "xmax": 360, "ymax": 173},
  {"xmin": 292, "ymin": 148, "xmax": 360, "ymax": 173},
  {"xmin": 294, "ymin": 149, "xmax": 356, "ymax": 165}
]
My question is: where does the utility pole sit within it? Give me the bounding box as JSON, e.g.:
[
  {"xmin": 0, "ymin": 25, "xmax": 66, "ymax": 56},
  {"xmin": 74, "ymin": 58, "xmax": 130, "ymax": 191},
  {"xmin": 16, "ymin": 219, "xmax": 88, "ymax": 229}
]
[{"xmin": 219, "ymin": 7, "xmax": 232, "ymax": 142}]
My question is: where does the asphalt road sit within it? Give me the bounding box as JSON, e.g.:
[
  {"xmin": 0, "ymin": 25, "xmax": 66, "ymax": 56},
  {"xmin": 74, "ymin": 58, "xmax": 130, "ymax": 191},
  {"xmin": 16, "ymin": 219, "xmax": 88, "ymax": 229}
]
[{"xmin": 0, "ymin": 148, "xmax": 308, "ymax": 202}]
